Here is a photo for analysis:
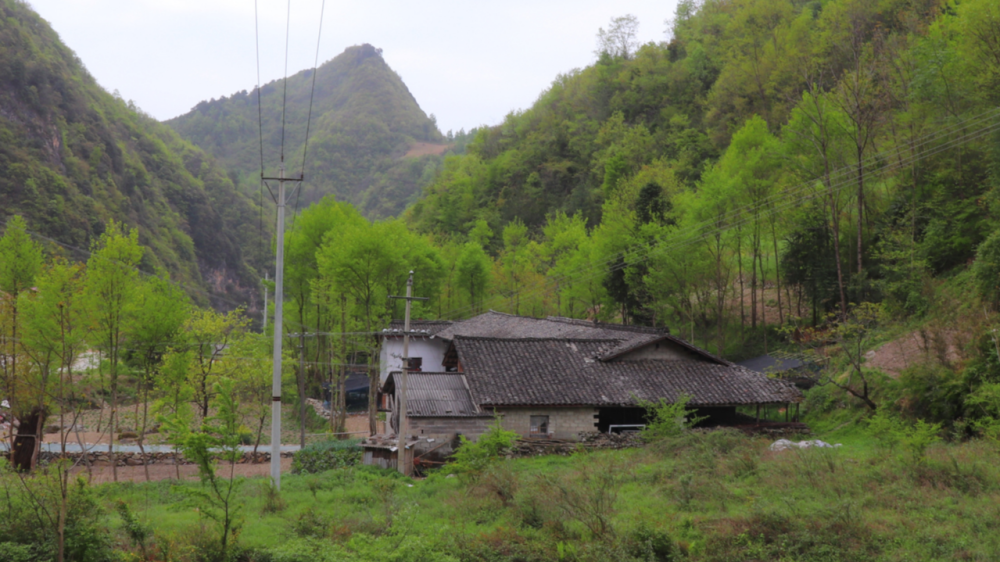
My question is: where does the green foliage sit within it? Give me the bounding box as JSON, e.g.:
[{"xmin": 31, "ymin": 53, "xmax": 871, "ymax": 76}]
[
  {"xmin": 292, "ymin": 439, "xmax": 363, "ymax": 474},
  {"xmin": 864, "ymin": 408, "xmax": 907, "ymax": 454},
  {"xmin": 162, "ymin": 378, "xmax": 247, "ymax": 558},
  {"xmin": 965, "ymin": 382, "xmax": 1000, "ymax": 442},
  {"xmin": 903, "ymin": 419, "xmax": 943, "ymax": 465},
  {"xmin": 974, "ymin": 229, "xmax": 1000, "ymax": 309},
  {"xmin": 639, "ymin": 394, "xmax": 706, "ymax": 442},
  {"xmin": 0, "ymin": 460, "xmax": 112, "ymax": 562},
  {"xmin": 0, "ymin": 2, "xmax": 265, "ymax": 303},
  {"xmin": 0, "ymin": 215, "xmax": 42, "ymax": 296},
  {"xmin": 865, "ymin": 409, "xmax": 942, "ymax": 464},
  {"xmin": 449, "ymin": 417, "xmax": 519, "ymax": 477},
  {"xmin": 115, "ymin": 500, "xmax": 151, "ymax": 559}
]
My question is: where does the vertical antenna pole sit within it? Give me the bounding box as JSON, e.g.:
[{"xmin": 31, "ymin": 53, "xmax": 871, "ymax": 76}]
[
  {"xmin": 397, "ymin": 271, "xmax": 413, "ymax": 475},
  {"xmin": 270, "ymin": 164, "xmax": 286, "ymax": 489}
]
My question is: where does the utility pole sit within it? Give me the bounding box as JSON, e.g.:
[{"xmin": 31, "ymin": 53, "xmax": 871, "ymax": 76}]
[
  {"xmin": 389, "ymin": 271, "xmax": 427, "ymax": 476},
  {"xmin": 263, "ymin": 163, "xmax": 303, "ymax": 491}
]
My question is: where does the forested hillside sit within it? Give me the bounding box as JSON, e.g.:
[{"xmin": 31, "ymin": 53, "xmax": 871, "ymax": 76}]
[
  {"xmin": 167, "ymin": 44, "xmax": 449, "ymax": 218},
  {"xmin": 404, "ymin": 0, "xmax": 1000, "ymax": 347},
  {"xmin": 0, "ymin": 0, "xmax": 265, "ymax": 309}
]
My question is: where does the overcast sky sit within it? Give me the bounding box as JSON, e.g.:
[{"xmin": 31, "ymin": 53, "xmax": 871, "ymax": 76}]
[{"xmin": 31, "ymin": 0, "xmax": 679, "ymax": 134}]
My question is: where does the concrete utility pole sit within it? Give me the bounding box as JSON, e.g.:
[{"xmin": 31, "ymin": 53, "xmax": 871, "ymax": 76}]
[
  {"xmin": 263, "ymin": 163, "xmax": 303, "ymax": 491},
  {"xmin": 389, "ymin": 271, "xmax": 427, "ymax": 476}
]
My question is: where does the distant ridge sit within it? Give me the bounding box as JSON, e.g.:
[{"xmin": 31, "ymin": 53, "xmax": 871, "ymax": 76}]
[{"xmin": 168, "ymin": 44, "xmax": 448, "ymax": 218}]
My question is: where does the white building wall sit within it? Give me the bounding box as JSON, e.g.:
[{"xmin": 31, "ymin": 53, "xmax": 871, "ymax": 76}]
[{"xmin": 379, "ymin": 337, "xmax": 450, "ymax": 382}]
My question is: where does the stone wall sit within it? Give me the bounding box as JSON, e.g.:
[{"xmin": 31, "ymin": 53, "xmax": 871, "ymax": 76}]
[
  {"xmin": 36, "ymin": 451, "xmax": 293, "ymax": 467},
  {"xmin": 408, "ymin": 416, "xmax": 493, "ymax": 460},
  {"xmin": 495, "ymin": 407, "xmax": 599, "ymax": 440}
]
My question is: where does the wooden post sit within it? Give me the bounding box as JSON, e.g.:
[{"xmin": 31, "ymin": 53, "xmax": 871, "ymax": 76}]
[{"xmin": 756, "ymin": 404, "xmax": 760, "ymax": 425}]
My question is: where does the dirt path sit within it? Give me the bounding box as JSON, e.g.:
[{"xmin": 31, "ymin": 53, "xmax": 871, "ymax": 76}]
[
  {"xmin": 865, "ymin": 329, "xmax": 966, "ymax": 377},
  {"xmin": 73, "ymin": 457, "xmax": 294, "ymax": 484}
]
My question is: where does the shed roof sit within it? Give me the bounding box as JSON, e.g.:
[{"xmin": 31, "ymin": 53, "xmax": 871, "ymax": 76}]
[
  {"xmin": 453, "ymin": 337, "xmax": 801, "ymax": 407},
  {"xmin": 736, "ymin": 355, "xmax": 806, "ymax": 374},
  {"xmin": 383, "ymin": 372, "xmax": 489, "ymax": 417}
]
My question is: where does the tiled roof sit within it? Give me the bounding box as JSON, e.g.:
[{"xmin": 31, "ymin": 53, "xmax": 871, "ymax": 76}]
[
  {"xmin": 597, "ymin": 333, "xmax": 733, "ymax": 366},
  {"xmin": 383, "ymin": 372, "xmax": 488, "ymax": 417},
  {"xmin": 434, "ymin": 311, "xmax": 665, "ymax": 348},
  {"xmin": 737, "ymin": 354, "xmax": 806, "ymax": 374},
  {"xmin": 453, "ymin": 337, "xmax": 801, "ymax": 407},
  {"xmin": 384, "ymin": 320, "xmax": 454, "ymax": 336}
]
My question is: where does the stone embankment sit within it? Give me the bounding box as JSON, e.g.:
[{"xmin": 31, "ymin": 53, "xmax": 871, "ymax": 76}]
[
  {"xmin": 38, "ymin": 450, "xmax": 294, "ymax": 467},
  {"xmin": 508, "ymin": 431, "xmax": 643, "ymax": 457}
]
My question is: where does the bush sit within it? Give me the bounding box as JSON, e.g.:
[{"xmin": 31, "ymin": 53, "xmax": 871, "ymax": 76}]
[
  {"xmin": 450, "ymin": 417, "xmax": 518, "ymax": 477},
  {"xmin": 973, "ymin": 229, "xmax": 1000, "ymax": 309},
  {"xmin": 292, "ymin": 439, "xmax": 363, "ymax": 474},
  {"xmin": 639, "ymin": 394, "xmax": 706, "ymax": 442}
]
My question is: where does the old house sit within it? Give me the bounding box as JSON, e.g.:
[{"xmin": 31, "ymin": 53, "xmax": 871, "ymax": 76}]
[{"xmin": 370, "ymin": 312, "xmax": 802, "ymax": 462}]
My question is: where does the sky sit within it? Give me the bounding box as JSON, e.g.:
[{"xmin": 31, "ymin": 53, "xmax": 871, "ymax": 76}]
[{"xmin": 31, "ymin": 0, "xmax": 680, "ymax": 134}]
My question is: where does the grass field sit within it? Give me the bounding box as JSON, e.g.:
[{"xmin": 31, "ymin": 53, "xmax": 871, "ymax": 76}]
[{"xmin": 6, "ymin": 421, "xmax": 999, "ymax": 562}]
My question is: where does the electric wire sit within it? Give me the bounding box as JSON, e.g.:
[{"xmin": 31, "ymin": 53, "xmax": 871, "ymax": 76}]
[
  {"xmin": 300, "ymin": 0, "xmax": 326, "ymax": 178},
  {"xmin": 279, "ymin": 0, "xmax": 292, "ymax": 164},
  {"xmin": 289, "ymin": 0, "xmax": 327, "ymax": 231}
]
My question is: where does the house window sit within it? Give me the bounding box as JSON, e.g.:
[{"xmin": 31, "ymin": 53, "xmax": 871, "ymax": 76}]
[
  {"xmin": 406, "ymin": 357, "xmax": 422, "ymax": 371},
  {"xmin": 529, "ymin": 415, "xmax": 549, "ymax": 436}
]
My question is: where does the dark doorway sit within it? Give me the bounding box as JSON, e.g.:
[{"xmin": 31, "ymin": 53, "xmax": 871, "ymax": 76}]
[{"xmin": 596, "ymin": 407, "xmax": 648, "ymax": 433}]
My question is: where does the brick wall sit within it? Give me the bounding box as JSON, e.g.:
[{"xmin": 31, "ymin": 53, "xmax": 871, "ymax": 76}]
[
  {"xmin": 495, "ymin": 407, "xmax": 599, "ymax": 440},
  {"xmin": 408, "ymin": 416, "xmax": 493, "ymax": 459}
]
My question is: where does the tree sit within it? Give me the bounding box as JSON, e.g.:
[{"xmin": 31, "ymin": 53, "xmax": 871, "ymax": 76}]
[
  {"xmin": 783, "ymin": 91, "xmax": 851, "ymax": 319},
  {"xmin": 455, "ymin": 242, "xmax": 492, "ymax": 315},
  {"xmin": 596, "ymin": 14, "xmax": 640, "ymax": 60},
  {"xmin": 283, "ymin": 197, "xmax": 366, "ymax": 446},
  {"xmin": 83, "ymin": 220, "xmax": 143, "ymax": 481},
  {"xmin": 162, "ymin": 378, "xmax": 246, "ymax": 558},
  {"xmin": 0, "ymin": 215, "xmax": 43, "ymax": 469},
  {"xmin": 823, "ymin": 302, "xmax": 884, "ymax": 410},
  {"xmin": 18, "ymin": 260, "xmax": 88, "ymax": 465},
  {"xmin": 317, "ymin": 220, "xmax": 443, "ymax": 434},
  {"xmin": 125, "ymin": 274, "xmax": 188, "ymax": 479},
  {"xmin": 183, "ymin": 308, "xmax": 249, "ymax": 420}
]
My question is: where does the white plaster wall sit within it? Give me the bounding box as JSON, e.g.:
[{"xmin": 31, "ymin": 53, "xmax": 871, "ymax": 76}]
[{"xmin": 379, "ymin": 337, "xmax": 450, "ymax": 381}]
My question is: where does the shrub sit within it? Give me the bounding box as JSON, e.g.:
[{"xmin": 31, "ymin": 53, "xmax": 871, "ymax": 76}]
[
  {"xmin": 450, "ymin": 417, "xmax": 518, "ymax": 477},
  {"xmin": 974, "ymin": 229, "xmax": 1000, "ymax": 309},
  {"xmin": 638, "ymin": 394, "xmax": 706, "ymax": 442},
  {"xmin": 904, "ymin": 419, "xmax": 942, "ymax": 465},
  {"xmin": 864, "ymin": 409, "xmax": 907, "ymax": 453},
  {"xmin": 292, "ymin": 439, "xmax": 363, "ymax": 474}
]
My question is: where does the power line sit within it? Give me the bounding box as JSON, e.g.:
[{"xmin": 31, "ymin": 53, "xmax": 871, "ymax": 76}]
[
  {"xmin": 279, "ymin": 0, "xmax": 292, "ymax": 164},
  {"xmin": 300, "ymin": 0, "xmax": 326, "ymax": 178},
  {"xmin": 288, "ymin": 0, "xmax": 327, "ymax": 231}
]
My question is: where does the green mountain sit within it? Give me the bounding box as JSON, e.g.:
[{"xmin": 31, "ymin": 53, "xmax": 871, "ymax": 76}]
[
  {"xmin": 167, "ymin": 44, "xmax": 448, "ymax": 218},
  {"xmin": 0, "ymin": 0, "xmax": 266, "ymax": 309}
]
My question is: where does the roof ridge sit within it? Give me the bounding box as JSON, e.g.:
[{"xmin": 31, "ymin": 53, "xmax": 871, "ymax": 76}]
[
  {"xmin": 546, "ymin": 315, "xmax": 668, "ymax": 334},
  {"xmin": 453, "ymin": 335, "xmax": 624, "ymax": 343}
]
